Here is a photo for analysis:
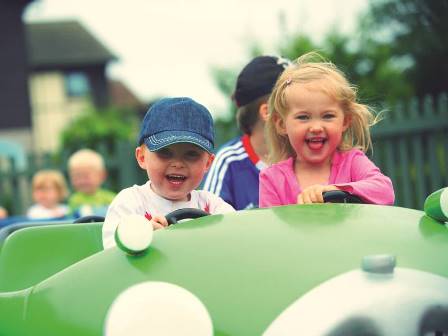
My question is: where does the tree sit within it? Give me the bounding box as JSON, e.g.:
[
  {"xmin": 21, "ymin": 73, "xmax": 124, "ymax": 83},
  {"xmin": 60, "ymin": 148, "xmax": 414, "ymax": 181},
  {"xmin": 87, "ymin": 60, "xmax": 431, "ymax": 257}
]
[
  {"xmin": 367, "ymin": 0, "xmax": 448, "ymax": 97},
  {"xmin": 210, "ymin": 1, "xmax": 445, "ymax": 144},
  {"xmin": 60, "ymin": 107, "xmax": 139, "ymax": 155}
]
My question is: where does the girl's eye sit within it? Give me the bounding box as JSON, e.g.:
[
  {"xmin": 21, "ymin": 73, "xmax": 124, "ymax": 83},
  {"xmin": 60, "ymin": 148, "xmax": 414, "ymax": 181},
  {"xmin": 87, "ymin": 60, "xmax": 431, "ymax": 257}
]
[
  {"xmin": 323, "ymin": 113, "xmax": 336, "ymax": 119},
  {"xmin": 296, "ymin": 115, "xmax": 309, "ymax": 120}
]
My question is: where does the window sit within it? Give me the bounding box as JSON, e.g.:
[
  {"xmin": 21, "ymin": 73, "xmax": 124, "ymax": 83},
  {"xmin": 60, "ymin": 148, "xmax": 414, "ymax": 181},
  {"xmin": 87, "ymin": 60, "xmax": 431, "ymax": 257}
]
[{"xmin": 65, "ymin": 72, "xmax": 90, "ymax": 97}]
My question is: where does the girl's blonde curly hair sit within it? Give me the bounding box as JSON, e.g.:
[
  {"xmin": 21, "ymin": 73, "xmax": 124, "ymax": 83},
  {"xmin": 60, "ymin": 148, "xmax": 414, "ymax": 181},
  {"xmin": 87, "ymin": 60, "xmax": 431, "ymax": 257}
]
[{"xmin": 266, "ymin": 52, "xmax": 379, "ymax": 164}]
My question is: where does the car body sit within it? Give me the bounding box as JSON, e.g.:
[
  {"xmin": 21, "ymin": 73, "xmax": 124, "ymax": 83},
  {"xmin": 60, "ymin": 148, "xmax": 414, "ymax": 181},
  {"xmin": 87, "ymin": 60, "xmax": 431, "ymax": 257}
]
[{"xmin": 0, "ymin": 202, "xmax": 447, "ymax": 335}]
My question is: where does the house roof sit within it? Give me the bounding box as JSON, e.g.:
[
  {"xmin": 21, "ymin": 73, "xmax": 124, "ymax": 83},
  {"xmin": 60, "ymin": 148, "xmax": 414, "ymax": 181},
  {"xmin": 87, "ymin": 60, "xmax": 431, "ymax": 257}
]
[
  {"xmin": 25, "ymin": 20, "xmax": 117, "ymax": 68},
  {"xmin": 109, "ymin": 80, "xmax": 145, "ymax": 109}
]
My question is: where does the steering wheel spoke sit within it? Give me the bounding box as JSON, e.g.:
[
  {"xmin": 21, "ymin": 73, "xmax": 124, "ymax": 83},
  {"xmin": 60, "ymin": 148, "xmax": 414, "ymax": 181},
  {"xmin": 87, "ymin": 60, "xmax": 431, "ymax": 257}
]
[
  {"xmin": 322, "ymin": 190, "xmax": 363, "ymax": 204},
  {"xmin": 165, "ymin": 208, "xmax": 210, "ymax": 225}
]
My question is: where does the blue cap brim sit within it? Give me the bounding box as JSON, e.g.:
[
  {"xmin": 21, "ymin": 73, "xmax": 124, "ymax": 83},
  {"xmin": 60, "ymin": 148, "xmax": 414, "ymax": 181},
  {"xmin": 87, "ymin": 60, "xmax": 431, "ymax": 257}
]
[{"xmin": 143, "ymin": 130, "xmax": 213, "ymax": 153}]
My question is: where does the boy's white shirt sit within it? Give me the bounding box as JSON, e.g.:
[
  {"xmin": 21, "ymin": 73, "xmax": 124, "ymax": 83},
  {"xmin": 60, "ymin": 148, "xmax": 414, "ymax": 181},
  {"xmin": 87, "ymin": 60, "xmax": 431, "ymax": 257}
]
[{"xmin": 102, "ymin": 181, "xmax": 235, "ymax": 249}]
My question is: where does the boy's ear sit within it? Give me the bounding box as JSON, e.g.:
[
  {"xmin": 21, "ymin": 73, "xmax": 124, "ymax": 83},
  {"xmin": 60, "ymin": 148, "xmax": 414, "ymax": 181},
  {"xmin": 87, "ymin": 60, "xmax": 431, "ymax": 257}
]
[
  {"xmin": 205, "ymin": 154, "xmax": 215, "ymax": 172},
  {"xmin": 135, "ymin": 146, "xmax": 147, "ymax": 169},
  {"xmin": 273, "ymin": 113, "xmax": 287, "ymax": 135},
  {"xmin": 99, "ymin": 169, "xmax": 107, "ymax": 183},
  {"xmin": 259, "ymin": 103, "xmax": 269, "ymax": 122}
]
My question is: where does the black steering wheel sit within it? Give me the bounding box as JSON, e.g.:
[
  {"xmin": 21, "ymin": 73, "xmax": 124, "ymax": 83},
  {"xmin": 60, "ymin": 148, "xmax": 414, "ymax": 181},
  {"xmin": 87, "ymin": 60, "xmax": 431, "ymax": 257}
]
[
  {"xmin": 165, "ymin": 208, "xmax": 210, "ymax": 225},
  {"xmin": 322, "ymin": 190, "xmax": 363, "ymax": 204},
  {"xmin": 73, "ymin": 215, "xmax": 106, "ymax": 223}
]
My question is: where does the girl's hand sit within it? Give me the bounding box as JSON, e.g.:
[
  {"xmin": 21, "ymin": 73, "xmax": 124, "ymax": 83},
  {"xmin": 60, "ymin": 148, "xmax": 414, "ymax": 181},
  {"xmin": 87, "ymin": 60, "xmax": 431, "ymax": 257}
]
[
  {"xmin": 297, "ymin": 185, "xmax": 340, "ymax": 204},
  {"xmin": 150, "ymin": 214, "xmax": 168, "ymax": 230}
]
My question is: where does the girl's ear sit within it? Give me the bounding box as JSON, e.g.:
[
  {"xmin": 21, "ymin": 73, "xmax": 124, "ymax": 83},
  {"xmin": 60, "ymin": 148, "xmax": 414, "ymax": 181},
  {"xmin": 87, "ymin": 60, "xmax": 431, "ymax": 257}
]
[
  {"xmin": 342, "ymin": 113, "xmax": 352, "ymax": 132},
  {"xmin": 204, "ymin": 154, "xmax": 215, "ymax": 172},
  {"xmin": 273, "ymin": 113, "xmax": 287, "ymax": 135},
  {"xmin": 135, "ymin": 146, "xmax": 147, "ymax": 169}
]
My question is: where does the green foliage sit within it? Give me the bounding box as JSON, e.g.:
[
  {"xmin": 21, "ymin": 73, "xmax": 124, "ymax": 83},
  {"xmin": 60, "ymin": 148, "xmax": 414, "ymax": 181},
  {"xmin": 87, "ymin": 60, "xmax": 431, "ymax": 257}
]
[
  {"xmin": 367, "ymin": 0, "xmax": 448, "ymax": 97},
  {"xmin": 276, "ymin": 27, "xmax": 413, "ymax": 107},
  {"xmin": 209, "ymin": 66, "xmax": 240, "ymax": 148},
  {"xmin": 210, "ymin": 0, "xmax": 447, "ymax": 145},
  {"xmin": 59, "ymin": 107, "xmax": 139, "ymax": 155},
  {"xmin": 210, "ymin": 67, "xmax": 238, "ymax": 105},
  {"xmin": 214, "ymin": 118, "xmax": 240, "ymax": 149},
  {"xmin": 278, "ymin": 34, "xmax": 317, "ymax": 60}
]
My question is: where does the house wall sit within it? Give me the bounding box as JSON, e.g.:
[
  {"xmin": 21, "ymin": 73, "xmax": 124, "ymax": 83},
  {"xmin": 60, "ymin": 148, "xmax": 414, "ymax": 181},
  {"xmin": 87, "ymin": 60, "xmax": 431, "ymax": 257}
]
[
  {"xmin": 84, "ymin": 64, "xmax": 110, "ymax": 108},
  {"xmin": 28, "ymin": 71, "xmax": 91, "ymax": 153}
]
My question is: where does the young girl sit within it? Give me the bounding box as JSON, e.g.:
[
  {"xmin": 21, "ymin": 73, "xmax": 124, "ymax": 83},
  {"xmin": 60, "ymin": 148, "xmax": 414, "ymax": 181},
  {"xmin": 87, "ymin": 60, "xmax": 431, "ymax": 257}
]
[
  {"xmin": 27, "ymin": 169, "xmax": 70, "ymax": 219},
  {"xmin": 259, "ymin": 52, "xmax": 394, "ymax": 207}
]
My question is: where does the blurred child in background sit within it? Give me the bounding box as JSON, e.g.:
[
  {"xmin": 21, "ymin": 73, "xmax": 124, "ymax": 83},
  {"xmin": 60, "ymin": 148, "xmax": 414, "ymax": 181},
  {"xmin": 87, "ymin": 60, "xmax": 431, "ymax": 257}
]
[
  {"xmin": 68, "ymin": 149, "xmax": 116, "ymax": 218},
  {"xmin": 0, "ymin": 206, "xmax": 8, "ymax": 219},
  {"xmin": 27, "ymin": 169, "xmax": 69, "ymax": 219}
]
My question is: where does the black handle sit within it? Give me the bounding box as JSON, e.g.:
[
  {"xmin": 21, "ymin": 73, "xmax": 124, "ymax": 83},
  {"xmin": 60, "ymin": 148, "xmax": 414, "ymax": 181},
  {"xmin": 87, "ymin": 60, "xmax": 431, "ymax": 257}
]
[
  {"xmin": 73, "ymin": 215, "xmax": 105, "ymax": 223},
  {"xmin": 322, "ymin": 190, "xmax": 363, "ymax": 204},
  {"xmin": 165, "ymin": 208, "xmax": 210, "ymax": 225}
]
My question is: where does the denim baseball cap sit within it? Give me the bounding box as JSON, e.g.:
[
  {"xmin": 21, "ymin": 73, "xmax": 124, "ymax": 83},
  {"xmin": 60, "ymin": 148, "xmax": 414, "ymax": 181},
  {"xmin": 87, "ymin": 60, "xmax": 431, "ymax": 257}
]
[
  {"xmin": 233, "ymin": 55, "xmax": 291, "ymax": 107},
  {"xmin": 137, "ymin": 97, "xmax": 214, "ymax": 153}
]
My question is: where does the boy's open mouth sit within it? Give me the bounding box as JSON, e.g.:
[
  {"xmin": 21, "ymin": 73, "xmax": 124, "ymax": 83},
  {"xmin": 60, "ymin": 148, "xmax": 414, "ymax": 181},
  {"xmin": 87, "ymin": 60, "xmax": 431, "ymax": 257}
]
[{"xmin": 166, "ymin": 174, "xmax": 187, "ymax": 184}]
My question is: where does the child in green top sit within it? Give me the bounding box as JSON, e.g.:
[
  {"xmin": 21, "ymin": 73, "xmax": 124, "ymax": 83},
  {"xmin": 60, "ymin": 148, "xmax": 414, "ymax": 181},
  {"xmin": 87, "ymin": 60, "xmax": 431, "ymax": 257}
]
[{"xmin": 67, "ymin": 149, "xmax": 116, "ymax": 218}]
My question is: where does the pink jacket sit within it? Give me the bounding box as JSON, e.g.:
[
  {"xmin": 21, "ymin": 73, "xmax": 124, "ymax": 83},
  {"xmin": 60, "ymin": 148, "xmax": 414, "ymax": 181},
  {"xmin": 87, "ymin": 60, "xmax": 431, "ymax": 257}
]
[{"xmin": 259, "ymin": 149, "xmax": 395, "ymax": 207}]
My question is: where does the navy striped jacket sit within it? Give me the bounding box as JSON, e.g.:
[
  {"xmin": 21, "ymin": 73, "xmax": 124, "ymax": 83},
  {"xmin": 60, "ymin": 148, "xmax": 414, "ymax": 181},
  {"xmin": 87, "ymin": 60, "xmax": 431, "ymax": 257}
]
[{"xmin": 202, "ymin": 135, "xmax": 267, "ymax": 210}]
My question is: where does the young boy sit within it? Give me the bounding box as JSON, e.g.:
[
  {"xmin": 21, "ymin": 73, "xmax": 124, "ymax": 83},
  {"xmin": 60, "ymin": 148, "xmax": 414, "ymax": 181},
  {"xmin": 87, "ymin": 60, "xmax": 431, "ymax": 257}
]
[
  {"xmin": 68, "ymin": 149, "xmax": 116, "ymax": 218},
  {"xmin": 202, "ymin": 56, "xmax": 290, "ymax": 210},
  {"xmin": 102, "ymin": 97, "xmax": 235, "ymax": 249}
]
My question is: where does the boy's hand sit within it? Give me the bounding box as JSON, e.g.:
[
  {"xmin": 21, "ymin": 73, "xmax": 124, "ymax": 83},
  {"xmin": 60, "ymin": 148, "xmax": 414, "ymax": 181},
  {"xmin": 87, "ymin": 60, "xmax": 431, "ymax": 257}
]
[
  {"xmin": 150, "ymin": 214, "xmax": 168, "ymax": 230},
  {"xmin": 297, "ymin": 185, "xmax": 340, "ymax": 204}
]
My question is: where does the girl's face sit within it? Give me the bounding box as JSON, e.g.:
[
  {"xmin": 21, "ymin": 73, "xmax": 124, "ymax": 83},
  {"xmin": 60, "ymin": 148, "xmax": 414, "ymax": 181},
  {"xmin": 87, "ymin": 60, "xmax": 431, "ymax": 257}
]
[
  {"xmin": 136, "ymin": 143, "xmax": 214, "ymax": 201},
  {"xmin": 275, "ymin": 81, "xmax": 350, "ymax": 167},
  {"xmin": 33, "ymin": 182, "xmax": 61, "ymax": 209}
]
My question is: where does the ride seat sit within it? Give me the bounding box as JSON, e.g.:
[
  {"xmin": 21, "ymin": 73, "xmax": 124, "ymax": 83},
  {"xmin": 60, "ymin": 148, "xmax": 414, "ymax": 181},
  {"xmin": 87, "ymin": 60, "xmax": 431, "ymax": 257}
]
[{"xmin": 0, "ymin": 222, "xmax": 103, "ymax": 291}]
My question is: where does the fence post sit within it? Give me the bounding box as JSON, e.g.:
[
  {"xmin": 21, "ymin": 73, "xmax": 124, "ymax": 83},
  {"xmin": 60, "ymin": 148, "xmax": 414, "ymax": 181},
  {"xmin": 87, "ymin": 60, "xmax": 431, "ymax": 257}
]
[
  {"xmin": 423, "ymin": 95, "xmax": 442, "ymax": 193},
  {"xmin": 437, "ymin": 93, "xmax": 448, "ymax": 189},
  {"xmin": 381, "ymin": 107, "xmax": 397, "ymax": 197},
  {"xmin": 8, "ymin": 157, "xmax": 23, "ymax": 215},
  {"xmin": 116, "ymin": 141, "xmax": 139, "ymax": 190},
  {"xmin": 395, "ymin": 101, "xmax": 412, "ymax": 208},
  {"xmin": 408, "ymin": 98, "xmax": 426, "ymax": 208}
]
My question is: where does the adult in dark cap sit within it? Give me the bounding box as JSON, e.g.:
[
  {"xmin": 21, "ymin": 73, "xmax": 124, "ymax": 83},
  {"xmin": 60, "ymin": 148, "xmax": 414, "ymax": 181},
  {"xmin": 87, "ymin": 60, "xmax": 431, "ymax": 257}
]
[{"xmin": 203, "ymin": 56, "xmax": 290, "ymax": 210}]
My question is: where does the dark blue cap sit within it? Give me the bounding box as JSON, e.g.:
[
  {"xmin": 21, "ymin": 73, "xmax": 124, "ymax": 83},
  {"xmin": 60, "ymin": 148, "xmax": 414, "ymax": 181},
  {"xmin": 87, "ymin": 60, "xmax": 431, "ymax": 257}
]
[
  {"xmin": 233, "ymin": 55, "xmax": 291, "ymax": 107},
  {"xmin": 138, "ymin": 97, "xmax": 214, "ymax": 153}
]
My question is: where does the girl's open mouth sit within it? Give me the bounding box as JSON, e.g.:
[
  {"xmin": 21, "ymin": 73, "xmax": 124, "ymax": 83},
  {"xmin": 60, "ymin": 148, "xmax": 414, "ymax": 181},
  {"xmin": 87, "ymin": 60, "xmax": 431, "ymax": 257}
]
[{"xmin": 306, "ymin": 137, "xmax": 326, "ymax": 150}]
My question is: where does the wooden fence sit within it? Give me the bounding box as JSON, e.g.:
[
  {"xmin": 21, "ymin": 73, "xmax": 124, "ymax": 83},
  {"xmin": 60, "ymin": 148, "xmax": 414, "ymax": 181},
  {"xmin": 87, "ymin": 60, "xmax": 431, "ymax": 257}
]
[
  {"xmin": 371, "ymin": 94, "xmax": 447, "ymax": 209},
  {"xmin": 1, "ymin": 94, "xmax": 447, "ymax": 215}
]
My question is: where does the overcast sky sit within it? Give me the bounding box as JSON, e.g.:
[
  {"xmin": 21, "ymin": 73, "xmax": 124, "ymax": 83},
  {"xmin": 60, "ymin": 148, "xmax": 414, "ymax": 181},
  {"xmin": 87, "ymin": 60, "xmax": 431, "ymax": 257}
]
[{"xmin": 24, "ymin": 0, "xmax": 368, "ymax": 118}]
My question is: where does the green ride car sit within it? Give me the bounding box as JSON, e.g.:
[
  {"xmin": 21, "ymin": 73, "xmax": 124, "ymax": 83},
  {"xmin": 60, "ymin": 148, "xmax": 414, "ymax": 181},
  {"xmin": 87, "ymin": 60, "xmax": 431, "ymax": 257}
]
[{"xmin": 0, "ymin": 190, "xmax": 447, "ymax": 335}]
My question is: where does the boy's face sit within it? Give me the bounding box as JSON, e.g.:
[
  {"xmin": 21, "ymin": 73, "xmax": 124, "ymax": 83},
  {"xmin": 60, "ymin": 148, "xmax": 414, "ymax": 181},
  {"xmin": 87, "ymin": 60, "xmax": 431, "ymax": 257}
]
[
  {"xmin": 33, "ymin": 182, "xmax": 61, "ymax": 209},
  {"xmin": 69, "ymin": 166, "xmax": 106, "ymax": 195},
  {"xmin": 136, "ymin": 143, "xmax": 214, "ymax": 201}
]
